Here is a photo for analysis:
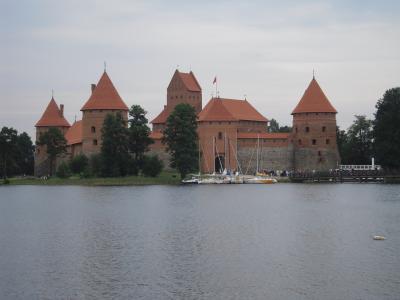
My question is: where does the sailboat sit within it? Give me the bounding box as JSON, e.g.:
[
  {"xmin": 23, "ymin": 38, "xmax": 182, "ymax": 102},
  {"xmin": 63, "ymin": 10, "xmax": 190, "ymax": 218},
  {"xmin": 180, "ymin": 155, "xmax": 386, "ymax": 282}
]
[{"xmin": 243, "ymin": 134, "xmax": 277, "ymax": 184}]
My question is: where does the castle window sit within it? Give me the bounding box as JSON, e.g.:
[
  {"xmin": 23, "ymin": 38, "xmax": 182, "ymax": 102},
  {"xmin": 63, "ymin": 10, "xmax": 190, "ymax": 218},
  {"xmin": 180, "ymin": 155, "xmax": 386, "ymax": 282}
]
[
  {"xmin": 218, "ymin": 132, "xmax": 223, "ymax": 140},
  {"xmin": 305, "ymin": 127, "xmax": 310, "ymax": 133},
  {"xmin": 318, "ymin": 151, "xmax": 321, "ymax": 156},
  {"xmin": 298, "ymin": 139, "xmax": 302, "ymax": 145},
  {"xmin": 93, "ymin": 139, "xmax": 98, "ymax": 145},
  {"xmin": 326, "ymin": 139, "xmax": 330, "ymax": 145},
  {"xmin": 312, "ymin": 139, "xmax": 317, "ymax": 145},
  {"xmin": 295, "ymin": 127, "xmax": 298, "ymax": 133},
  {"xmin": 91, "ymin": 126, "xmax": 96, "ymax": 133},
  {"xmin": 322, "ymin": 126, "xmax": 326, "ymax": 132}
]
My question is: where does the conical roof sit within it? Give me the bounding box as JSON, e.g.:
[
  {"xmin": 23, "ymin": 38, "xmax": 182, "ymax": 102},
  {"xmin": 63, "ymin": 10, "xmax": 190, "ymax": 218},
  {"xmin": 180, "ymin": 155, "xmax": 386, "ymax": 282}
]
[
  {"xmin": 35, "ymin": 98, "xmax": 70, "ymax": 127},
  {"xmin": 292, "ymin": 78, "xmax": 337, "ymax": 114},
  {"xmin": 81, "ymin": 71, "xmax": 129, "ymax": 111}
]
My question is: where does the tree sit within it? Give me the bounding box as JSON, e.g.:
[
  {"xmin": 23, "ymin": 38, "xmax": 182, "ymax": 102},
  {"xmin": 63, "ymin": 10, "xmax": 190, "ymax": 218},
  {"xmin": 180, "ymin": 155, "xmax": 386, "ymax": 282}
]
[
  {"xmin": 69, "ymin": 154, "xmax": 88, "ymax": 174},
  {"xmin": 101, "ymin": 112, "xmax": 129, "ymax": 177},
  {"xmin": 163, "ymin": 103, "xmax": 198, "ymax": 179},
  {"xmin": 345, "ymin": 115, "xmax": 373, "ymax": 164},
  {"xmin": 15, "ymin": 132, "xmax": 34, "ymax": 175},
  {"xmin": 268, "ymin": 119, "xmax": 280, "ymax": 133},
  {"xmin": 142, "ymin": 155, "xmax": 164, "ymax": 177},
  {"xmin": 0, "ymin": 127, "xmax": 18, "ymax": 180},
  {"xmin": 127, "ymin": 105, "xmax": 154, "ymax": 173},
  {"xmin": 373, "ymin": 87, "xmax": 400, "ymax": 169},
  {"xmin": 336, "ymin": 126, "xmax": 349, "ymax": 164},
  {"xmin": 268, "ymin": 118, "xmax": 292, "ymax": 133},
  {"xmin": 37, "ymin": 128, "xmax": 67, "ymax": 176},
  {"xmin": 56, "ymin": 161, "xmax": 71, "ymax": 178}
]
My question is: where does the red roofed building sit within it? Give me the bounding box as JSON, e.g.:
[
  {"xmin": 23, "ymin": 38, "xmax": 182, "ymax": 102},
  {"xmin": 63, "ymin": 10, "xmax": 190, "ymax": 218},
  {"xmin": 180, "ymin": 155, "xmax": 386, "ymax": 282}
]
[
  {"xmin": 34, "ymin": 97, "xmax": 71, "ymax": 176},
  {"xmin": 34, "ymin": 71, "xmax": 129, "ymax": 176},
  {"xmin": 149, "ymin": 72, "xmax": 340, "ymax": 173},
  {"xmin": 34, "ymin": 68, "xmax": 340, "ymax": 176},
  {"xmin": 80, "ymin": 71, "xmax": 129, "ymax": 156},
  {"xmin": 291, "ymin": 77, "xmax": 340, "ymax": 171},
  {"xmin": 152, "ymin": 69, "xmax": 202, "ymax": 132}
]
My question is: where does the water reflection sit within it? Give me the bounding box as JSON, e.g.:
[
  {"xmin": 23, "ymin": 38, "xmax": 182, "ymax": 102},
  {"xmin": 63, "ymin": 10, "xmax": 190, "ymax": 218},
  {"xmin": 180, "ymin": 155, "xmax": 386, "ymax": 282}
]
[{"xmin": 0, "ymin": 184, "xmax": 399, "ymax": 299}]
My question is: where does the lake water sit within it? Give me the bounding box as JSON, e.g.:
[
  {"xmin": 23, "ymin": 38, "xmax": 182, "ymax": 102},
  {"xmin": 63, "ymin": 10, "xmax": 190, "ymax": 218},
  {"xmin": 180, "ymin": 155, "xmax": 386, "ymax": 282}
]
[{"xmin": 0, "ymin": 184, "xmax": 399, "ymax": 300}]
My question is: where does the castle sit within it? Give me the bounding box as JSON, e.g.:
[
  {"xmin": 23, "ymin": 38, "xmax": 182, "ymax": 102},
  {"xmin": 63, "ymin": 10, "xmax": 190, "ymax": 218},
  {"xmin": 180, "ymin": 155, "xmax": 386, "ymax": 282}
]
[{"xmin": 34, "ymin": 69, "xmax": 340, "ymax": 176}]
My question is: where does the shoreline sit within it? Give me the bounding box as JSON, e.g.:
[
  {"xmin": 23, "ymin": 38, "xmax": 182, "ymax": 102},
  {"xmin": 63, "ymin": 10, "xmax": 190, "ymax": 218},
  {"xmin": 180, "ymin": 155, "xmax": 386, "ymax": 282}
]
[{"xmin": 1, "ymin": 172, "xmax": 181, "ymax": 186}]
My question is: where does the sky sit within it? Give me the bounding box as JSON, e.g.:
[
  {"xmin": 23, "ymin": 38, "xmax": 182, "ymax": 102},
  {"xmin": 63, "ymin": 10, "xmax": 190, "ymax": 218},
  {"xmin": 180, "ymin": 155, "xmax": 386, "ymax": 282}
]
[{"xmin": 1, "ymin": 0, "xmax": 399, "ymax": 139}]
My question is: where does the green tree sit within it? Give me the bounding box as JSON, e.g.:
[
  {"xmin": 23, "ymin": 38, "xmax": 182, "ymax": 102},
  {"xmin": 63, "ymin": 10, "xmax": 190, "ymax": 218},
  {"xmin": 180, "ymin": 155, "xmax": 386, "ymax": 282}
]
[
  {"xmin": 56, "ymin": 161, "xmax": 71, "ymax": 178},
  {"xmin": 142, "ymin": 155, "xmax": 164, "ymax": 177},
  {"xmin": 268, "ymin": 119, "xmax": 280, "ymax": 133},
  {"xmin": 37, "ymin": 128, "xmax": 67, "ymax": 176},
  {"xmin": 15, "ymin": 132, "xmax": 34, "ymax": 175},
  {"xmin": 0, "ymin": 127, "xmax": 18, "ymax": 181},
  {"xmin": 69, "ymin": 154, "xmax": 88, "ymax": 174},
  {"xmin": 336, "ymin": 126, "xmax": 349, "ymax": 164},
  {"xmin": 163, "ymin": 103, "xmax": 198, "ymax": 179},
  {"xmin": 345, "ymin": 115, "xmax": 373, "ymax": 164},
  {"xmin": 373, "ymin": 87, "xmax": 400, "ymax": 169},
  {"xmin": 268, "ymin": 118, "xmax": 292, "ymax": 133},
  {"xmin": 128, "ymin": 105, "xmax": 154, "ymax": 174},
  {"xmin": 101, "ymin": 112, "xmax": 129, "ymax": 177}
]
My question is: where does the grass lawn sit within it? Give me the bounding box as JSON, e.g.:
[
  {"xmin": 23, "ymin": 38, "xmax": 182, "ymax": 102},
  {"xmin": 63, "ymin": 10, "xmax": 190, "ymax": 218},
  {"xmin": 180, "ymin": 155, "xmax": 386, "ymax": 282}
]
[{"xmin": 3, "ymin": 171, "xmax": 181, "ymax": 186}]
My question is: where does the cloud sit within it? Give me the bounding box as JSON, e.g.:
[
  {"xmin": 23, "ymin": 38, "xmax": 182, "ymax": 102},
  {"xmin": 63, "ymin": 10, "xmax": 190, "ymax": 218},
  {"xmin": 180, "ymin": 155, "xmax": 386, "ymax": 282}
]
[{"xmin": 1, "ymin": 0, "xmax": 399, "ymax": 137}]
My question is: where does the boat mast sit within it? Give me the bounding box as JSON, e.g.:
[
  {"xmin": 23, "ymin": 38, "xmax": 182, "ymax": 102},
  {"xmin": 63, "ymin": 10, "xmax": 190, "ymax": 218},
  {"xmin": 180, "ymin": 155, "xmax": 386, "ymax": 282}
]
[
  {"xmin": 213, "ymin": 136, "xmax": 215, "ymax": 173},
  {"xmin": 256, "ymin": 133, "xmax": 260, "ymax": 174}
]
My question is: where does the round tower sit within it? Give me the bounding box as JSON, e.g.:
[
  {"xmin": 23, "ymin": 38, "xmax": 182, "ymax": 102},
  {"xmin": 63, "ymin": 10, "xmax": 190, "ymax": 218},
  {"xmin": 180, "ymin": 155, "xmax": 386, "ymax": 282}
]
[
  {"xmin": 80, "ymin": 71, "xmax": 129, "ymax": 156},
  {"xmin": 291, "ymin": 77, "xmax": 340, "ymax": 171},
  {"xmin": 34, "ymin": 97, "xmax": 70, "ymax": 176}
]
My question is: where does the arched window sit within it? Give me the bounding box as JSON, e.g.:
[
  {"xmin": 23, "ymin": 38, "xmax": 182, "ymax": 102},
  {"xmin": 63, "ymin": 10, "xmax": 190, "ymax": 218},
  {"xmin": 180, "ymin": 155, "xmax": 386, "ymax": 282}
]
[
  {"xmin": 326, "ymin": 139, "xmax": 330, "ymax": 145},
  {"xmin": 91, "ymin": 126, "xmax": 96, "ymax": 133},
  {"xmin": 305, "ymin": 126, "xmax": 310, "ymax": 133},
  {"xmin": 312, "ymin": 139, "xmax": 317, "ymax": 145},
  {"xmin": 93, "ymin": 139, "xmax": 98, "ymax": 145},
  {"xmin": 322, "ymin": 126, "xmax": 326, "ymax": 132},
  {"xmin": 218, "ymin": 132, "xmax": 223, "ymax": 140}
]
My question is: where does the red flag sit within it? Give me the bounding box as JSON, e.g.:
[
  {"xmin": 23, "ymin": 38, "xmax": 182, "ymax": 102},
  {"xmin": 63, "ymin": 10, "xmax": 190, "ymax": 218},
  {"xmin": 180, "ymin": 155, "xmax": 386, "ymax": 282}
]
[{"xmin": 213, "ymin": 76, "xmax": 217, "ymax": 84}]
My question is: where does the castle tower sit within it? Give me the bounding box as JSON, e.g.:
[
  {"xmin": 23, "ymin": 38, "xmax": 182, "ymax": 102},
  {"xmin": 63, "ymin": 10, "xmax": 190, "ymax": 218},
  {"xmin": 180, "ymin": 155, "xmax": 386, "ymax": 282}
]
[
  {"xmin": 152, "ymin": 69, "xmax": 202, "ymax": 131},
  {"xmin": 81, "ymin": 71, "xmax": 129, "ymax": 156},
  {"xmin": 34, "ymin": 97, "xmax": 70, "ymax": 176},
  {"xmin": 291, "ymin": 77, "xmax": 340, "ymax": 171}
]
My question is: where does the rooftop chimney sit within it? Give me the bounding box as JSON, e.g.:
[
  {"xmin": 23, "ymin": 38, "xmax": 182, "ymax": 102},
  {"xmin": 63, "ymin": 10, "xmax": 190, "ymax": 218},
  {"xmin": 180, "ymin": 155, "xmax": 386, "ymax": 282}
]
[
  {"xmin": 60, "ymin": 104, "xmax": 64, "ymax": 117},
  {"xmin": 91, "ymin": 84, "xmax": 96, "ymax": 93}
]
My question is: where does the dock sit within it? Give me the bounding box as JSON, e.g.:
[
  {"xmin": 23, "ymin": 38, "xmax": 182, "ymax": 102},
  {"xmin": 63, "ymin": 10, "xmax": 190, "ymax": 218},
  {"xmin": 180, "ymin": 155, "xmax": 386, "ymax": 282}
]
[{"xmin": 289, "ymin": 170, "xmax": 400, "ymax": 183}]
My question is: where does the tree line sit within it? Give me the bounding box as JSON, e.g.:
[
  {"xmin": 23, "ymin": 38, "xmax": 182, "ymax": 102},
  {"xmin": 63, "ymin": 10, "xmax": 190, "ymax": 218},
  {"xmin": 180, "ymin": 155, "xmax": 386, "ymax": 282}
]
[
  {"xmin": 0, "ymin": 127, "xmax": 34, "ymax": 182},
  {"xmin": 337, "ymin": 87, "xmax": 400, "ymax": 169}
]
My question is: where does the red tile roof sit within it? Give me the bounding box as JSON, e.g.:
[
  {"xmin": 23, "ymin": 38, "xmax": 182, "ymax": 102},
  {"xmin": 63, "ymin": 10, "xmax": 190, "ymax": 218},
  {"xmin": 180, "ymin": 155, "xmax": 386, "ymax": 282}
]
[
  {"xmin": 238, "ymin": 132, "xmax": 290, "ymax": 139},
  {"xmin": 65, "ymin": 120, "xmax": 82, "ymax": 145},
  {"xmin": 81, "ymin": 71, "xmax": 129, "ymax": 111},
  {"xmin": 198, "ymin": 98, "xmax": 268, "ymax": 122},
  {"xmin": 292, "ymin": 78, "xmax": 337, "ymax": 114},
  {"xmin": 149, "ymin": 131, "xmax": 163, "ymax": 140},
  {"xmin": 35, "ymin": 98, "xmax": 71, "ymax": 127},
  {"xmin": 151, "ymin": 107, "xmax": 169, "ymax": 124},
  {"xmin": 178, "ymin": 71, "xmax": 201, "ymax": 92}
]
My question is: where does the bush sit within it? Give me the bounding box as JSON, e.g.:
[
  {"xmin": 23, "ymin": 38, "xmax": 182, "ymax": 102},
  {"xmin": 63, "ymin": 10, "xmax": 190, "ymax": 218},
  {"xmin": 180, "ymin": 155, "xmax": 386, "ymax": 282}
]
[
  {"xmin": 3, "ymin": 178, "xmax": 10, "ymax": 184},
  {"xmin": 69, "ymin": 154, "xmax": 88, "ymax": 174},
  {"xmin": 142, "ymin": 155, "xmax": 163, "ymax": 177},
  {"xmin": 89, "ymin": 154, "xmax": 102, "ymax": 177},
  {"xmin": 56, "ymin": 161, "xmax": 71, "ymax": 178}
]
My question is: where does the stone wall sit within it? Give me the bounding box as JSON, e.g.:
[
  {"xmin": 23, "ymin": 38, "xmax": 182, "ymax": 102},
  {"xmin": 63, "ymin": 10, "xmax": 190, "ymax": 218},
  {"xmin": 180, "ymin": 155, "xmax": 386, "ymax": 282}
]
[
  {"xmin": 237, "ymin": 145, "xmax": 293, "ymax": 174},
  {"xmin": 148, "ymin": 139, "xmax": 173, "ymax": 171},
  {"xmin": 293, "ymin": 147, "xmax": 339, "ymax": 171}
]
